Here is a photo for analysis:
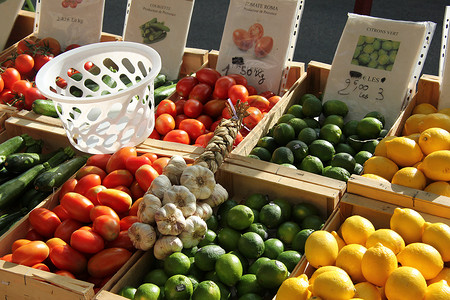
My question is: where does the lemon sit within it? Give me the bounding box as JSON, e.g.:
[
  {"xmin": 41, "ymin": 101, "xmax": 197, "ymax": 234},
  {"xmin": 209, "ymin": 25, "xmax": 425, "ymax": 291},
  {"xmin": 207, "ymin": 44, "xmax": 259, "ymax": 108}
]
[
  {"xmin": 424, "ymin": 280, "xmax": 450, "ymax": 300},
  {"xmin": 340, "ymin": 215, "xmax": 375, "ymax": 246},
  {"xmin": 422, "ymin": 222, "xmax": 450, "ymax": 262},
  {"xmin": 390, "ymin": 207, "xmax": 425, "ymax": 244},
  {"xmin": 361, "ymin": 242, "xmax": 397, "ymax": 286},
  {"xmin": 385, "ymin": 137, "xmax": 424, "ymax": 167},
  {"xmin": 391, "ymin": 167, "xmax": 427, "ymax": 190},
  {"xmin": 354, "ymin": 282, "xmax": 382, "ymax": 300},
  {"xmin": 427, "ymin": 267, "xmax": 450, "ymax": 285},
  {"xmin": 385, "ymin": 267, "xmax": 427, "ymax": 300},
  {"xmin": 304, "ymin": 230, "xmax": 339, "ymax": 268},
  {"xmin": 311, "ymin": 269, "xmax": 356, "ymax": 300},
  {"xmin": 403, "ymin": 114, "xmax": 426, "ymax": 135},
  {"xmin": 309, "ymin": 266, "xmax": 350, "ymax": 285},
  {"xmin": 412, "ymin": 103, "xmax": 438, "ymax": 115},
  {"xmin": 360, "ymin": 173, "xmax": 391, "ymax": 184},
  {"xmin": 366, "ymin": 229, "xmax": 405, "ymax": 255},
  {"xmin": 438, "ymin": 107, "xmax": 450, "ymax": 116},
  {"xmin": 397, "ymin": 242, "xmax": 444, "ymax": 280},
  {"xmin": 331, "ymin": 230, "xmax": 346, "ymax": 251},
  {"xmin": 418, "ymin": 128, "xmax": 450, "ymax": 155},
  {"xmin": 336, "ymin": 244, "xmax": 367, "ymax": 283},
  {"xmin": 373, "ymin": 136, "xmax": 396, "ymax": 157},
  {"xmin": 276, "ymin": 274, "xmax": 311, "ymax": 300},
  {"xmin": 363, "ymin": 156, "xmax": 399, "ymax": 181},
  {"xmin": 417, "ymin": 150, "xmax": 450, "ymax": 181},
  {"xmin": 418, "ymin": 113, "xmax": 450, "ymax": 132},
  {"xmin": 424, "ymin": 181, "xmax": 450, "ymax": 197}
]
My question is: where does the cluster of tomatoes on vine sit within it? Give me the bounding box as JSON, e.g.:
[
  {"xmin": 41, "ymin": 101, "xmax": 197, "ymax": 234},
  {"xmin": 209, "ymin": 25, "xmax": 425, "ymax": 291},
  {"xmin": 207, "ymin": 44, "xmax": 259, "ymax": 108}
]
[{"xmin": 62, "ymin": 0, "xmax": 83, "ymax": 8}]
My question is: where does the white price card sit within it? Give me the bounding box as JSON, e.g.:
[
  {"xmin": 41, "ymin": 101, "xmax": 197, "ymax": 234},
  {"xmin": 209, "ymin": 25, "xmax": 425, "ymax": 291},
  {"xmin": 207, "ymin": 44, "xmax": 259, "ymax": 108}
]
[
  {"xmin": 439, "ymin": 6, "xmax": 450, "ymax": 109},
  {"xmin": 0, "ymin": 0, "xmax": 25, "ymax": 51},
  {"xmin": 322, "ymin": 14, "xmax": 435, "ymax": 129}
]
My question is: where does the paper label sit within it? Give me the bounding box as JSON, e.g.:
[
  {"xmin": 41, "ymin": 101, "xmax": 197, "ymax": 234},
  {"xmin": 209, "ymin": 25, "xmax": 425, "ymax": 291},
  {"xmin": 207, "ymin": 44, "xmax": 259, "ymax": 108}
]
[
  {"xmin": 0, "ymin": 0, "xmax": 25, "ymax": 50},
  {"xmin": 215, "ymin": 0, "xmax": 304, "ymax": 95},
  {"xmin": 323, "ymin": 14, "xmax": 435, "ymax": 129},
  {"xmin": 439, "ymin": 6, "xmax": 450, "ymax": 109},
  {"xmin": 123, "ymin": 0, "xmax": 195, "ymax": 80}
]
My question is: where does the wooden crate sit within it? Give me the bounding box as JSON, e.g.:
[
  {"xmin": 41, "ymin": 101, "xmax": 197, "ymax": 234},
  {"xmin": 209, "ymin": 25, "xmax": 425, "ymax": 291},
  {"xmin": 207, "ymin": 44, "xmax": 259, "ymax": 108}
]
[{"xmin": 4, "ymin": 10, "xmax": 35, "ymax": 50}]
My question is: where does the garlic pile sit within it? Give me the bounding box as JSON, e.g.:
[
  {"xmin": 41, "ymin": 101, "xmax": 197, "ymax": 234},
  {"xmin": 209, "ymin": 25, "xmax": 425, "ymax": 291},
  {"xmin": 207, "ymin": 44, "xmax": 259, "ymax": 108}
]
[{"xmin": 128, "ymin": 155, "xmax": 228, "ymax": 260}]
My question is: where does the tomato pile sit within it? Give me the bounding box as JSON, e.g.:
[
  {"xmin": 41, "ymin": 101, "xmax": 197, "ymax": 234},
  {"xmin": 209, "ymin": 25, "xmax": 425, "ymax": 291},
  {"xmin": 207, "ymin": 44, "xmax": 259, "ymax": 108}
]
[
  {"xmin": 0, "ymin": 147, "xmax": 172, "ymax": 292},
  {"xmin": 150, "ymin": 67, "xmax": 281, "ymax": 147}
]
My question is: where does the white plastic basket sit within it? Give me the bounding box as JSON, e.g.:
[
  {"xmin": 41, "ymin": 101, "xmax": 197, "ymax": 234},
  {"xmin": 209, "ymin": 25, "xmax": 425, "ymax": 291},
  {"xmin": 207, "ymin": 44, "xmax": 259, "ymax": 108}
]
[{"xmin": 35, "ymin": 41, "xmax": 162, "ymax": 154}]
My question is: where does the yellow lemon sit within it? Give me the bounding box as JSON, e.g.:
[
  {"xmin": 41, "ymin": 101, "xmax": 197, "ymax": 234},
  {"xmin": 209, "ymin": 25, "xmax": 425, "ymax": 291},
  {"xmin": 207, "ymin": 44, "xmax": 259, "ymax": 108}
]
[
  {"xmin": 417, "ymin": 150, "xmax": 450, "ymax": 181},
  {"xmin": 424, "ymin": 181, "xmax": 450, "ymax": 197},
  {"xmin": 331, "ymin": 231, "xmax": 346, "ymax": 251},
  {"xmin": 385, "ymin": 137, "xmax": 424, "ymax": 167},
  {"xmin": 412, "ymin": 103, "xmax": 438, "ymax": 115},
  {"xmin": 366, "ymin": 228, "xmax": 405, "ymax": 255},
  {"xmin": 422, "ymin": 222, "xmax": 450, "ymax": 262},
  {"xmin": 340, "ymin": 215, "xmax": 375, "ymax": 246},
  {"xmin": 418, "ymin": 127, "xmax": 450, "ymax": 155},
  {"xmin": 418, "ymin": 113, "xmax": 450, "ymax": 132},
  {"xmin": 438, "ymin": 107, "xmax": 450, "ymax": 116},
  {"xmin": 363, "ymin": 156, "xmax": 399, "ymax": 181},
  {"xmin": 336, "ymin": 244, "xmax": 367, "ymax": 283},
  {"xmin": 276, "ymin": 274, "xmax": 311, "ymax": 300},
  {"xmin": 361, "ymin": 242, "xmax": 397, "ymax": 286},
  {"xmin": 373, "ymin": 136, "xmax": 396, "ymax": 157},
  {"xmin": 427, "ymin": 267, "xmax": 450, "ymax": 285},
  {"xmin": 424, "ymin": 280, "xmax": 450, "ymax": 300},
  {"xmin": 391, "ymin": 167, "xmax": 427, "ymax": 190},
  {"xmin": 309, "ymin": 266, "xmax": 349, "ymax": 285},
  {"xmin": 406, "ymin": 133, "xmax": 421, "ymax": 143},
  {"xmin": 390, "ymin": 207, "xmax": 425, "ymax": 244},
  {"xmin": 403, "ymin": 114, "xmax": 426, "ymax": 135},
  {"xmin": 304, "ymin": 230, "xmax": 339, "ymax": 269},
  {"xmin": 354, "ymin": 282, "xmax": 382, "ymax": 300},
  {"xmin": 397, "ymin": 242, "xmax": 444, "ymax": 280},
  {"xmin": 360, "ymin": 173, "xmax": 391, "ymax": 184},
  {"xmin": 385, "ymin": 266, "xmax": 427, "ymax": 300},
  {"xmin": 312, "ymin": 270, "xmax": 356, "ymax": 300}
]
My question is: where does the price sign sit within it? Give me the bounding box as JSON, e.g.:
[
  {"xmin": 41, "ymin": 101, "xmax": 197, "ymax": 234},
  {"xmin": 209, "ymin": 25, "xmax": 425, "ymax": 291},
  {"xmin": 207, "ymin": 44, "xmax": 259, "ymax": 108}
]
[
  {"xmin": 221, "ymin": 59, "xmax": 267, "ymax": 86},
  {"xmin": 337, "ymin": 72, "xmax": 386, "ymax": 102}
]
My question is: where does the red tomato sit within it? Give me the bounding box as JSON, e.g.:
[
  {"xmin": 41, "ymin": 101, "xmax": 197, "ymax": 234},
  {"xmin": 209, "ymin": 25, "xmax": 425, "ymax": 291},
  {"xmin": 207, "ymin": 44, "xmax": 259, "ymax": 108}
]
[
  {"xmin": 141, "ymin": 152, "xmax": 158, "ymax": 163},
  {"xmin": 33, "ymin": 53, "xmax": 54, "ymax": 71},
  {"xmin": 243, "ymin": 107, "xmax": 263, "ymax": 129},
  {"xmin": 213, "ymin": 76, "xmax": 236, "ymax": 99},
  {"xmin": 156, "ymin": 99, "xmax": 177, "ymax": 117},
  {"xmin": 196, "ymin": 114, "xmax": 213, "ymax": 130},
  {"xmin": 1, "ymin": 254, "xmax": 12, "ymax": 262},
  {"xmin": 151, "ymin": 157, "xmax": 170, "ymax": 174},
  {"xmin": 148, "ymin": 129, "xmax": 160, "ymax": 140},
  {"xmin": 0, "ymin": 77, "xmax": 4, "ymax": 93},
  {"xmin": 87, "ymin": 248, "xmax": 132, "ymax": 278},
  {"xmin": 183, "ymin": 99, "xmax": 203, "ymax": 118},
  {"xmin": 11, "ymin": 80, "xmax": 32, "ymax": 96},
  {"xmin": 249, "ymin": 23, "xmax": 264, "ymax": 41},
  {"xmin": 85, "ymin": 185, "xmax": 107, "ymax": 206},
  {"xmin": 134, "ymin": 165, "xmax": 160, "ymax": 191},
  {"xmin": 179, "ymin": 119, "xmax": 206, "ymax": 142},
  {"xmin": 14, "ymin": 54, "xmax": 34, "ymax": 74},
  {"xmin": 60, "ymin": 192, "xmax": 95, "ymax": 223},
  {"xmin": 130, "ymin": 180, "xmax": 145, "ymax": 200},
  {"xmin": 0, "ymin": 89, "xmax": 16, "ymax": 106},
  {"xmin": 84, "ymin": 61, "xmax": 94, "ymax": 71},
  {"xmin": 203, "ymin": 99, "xmax": 227, "ymax": 118},
  {"xmin": 76, "ymin": 166, "xmax": 107, "ymax": 181},
  {"xmin": 46, "ymin": 237, "xmax": 67, "ymax": 250},
  {"xmin": 26, "ymin": 229, "xmax": 43, "ymax": 241},
  {"xmin": 32, "ymin": 262, "xmax": 50, "ymax": 271},
  {"xmin": 196, "ymin": 68, "xmax": 221, "ymax": 86},
  {"xmin": 268, "ymin": 95, "xmax": 281, "ymax": 109},
  {"xmin": 222, "ymin": 107, "xmax": 232, "ymax": 119},
  {"xmin": 234, "ymin": 131, "xmax": 244, "ymax": 146},
  {"xmin": 55, "ymin": 77, "xmax": 67, "ymax": 89},
  {"xmin": 174, "ymin": 99, "xmax": 187, "ymax": 115},
  {"xmin": 29, "ymin": 208, "xmax": 62, "ymax": 238},
  {"xmin": 17, "ymin": 38, "xmax": 36, "ymax": 55},
  {"xmin": 175, "ymin": 114, "xmax": 189, "ymax": 128},
  {"xmin": 12, "ymin": 239, "xmax": 31, "ymax": 253},
  {"xmin": 125, "ymin": 156, "xmax": 152, "ymax": 175},
  {"xmin": 163, "ymin": 129, "xmax": 190, "ymax": 145},
  {"xmin": 247, "ymin": 95, "xmax": 270, "ymax": 112},
  {"xmin": 90, "ymin": 205, "xmax": 120, "ymax": 223},
  {"xmin": 102, "ymin": 169, "xmax": 134, "ymax": 188},
  {"xmin": 12, "ymin": 241, "xmax": 49, "ymax": 267},
  {"xmin": 247, "ymin": 85, "xmax": 258, "ymax": 95},
  {"xmin": 52, "ymin": 205, "xmax": 72, "ymax": 221},
  {"xmin": 92, "ymin": 215, "xmax": 120, "ymax": 242},
  {"xmin": 259, "ymin": 90, "xmax": 276, "ymax": 99},
  {"xmin": 24, "ymin": 87, "xmax": 45, "ymax": 110},
  {"xmin": 155, "ymin": 113, "xmax": 176, "ymax": 135},
  {"xmin": 54, "ymin": 219, "xmax": 83, "ymax": 243},
  {"xmin": 1, "ymin": 68, "xmax": 21, "ymax": 89},
  {"xmin": 65, "ymin": 44, "xmax": 80, "ymax": 51},
  {"xmin": 97, "ymin": 189, "xmax": 132, "ymax": 214},
  {"xmin": 195, "ymin": 132, "xmax": 214, "ymax": 148},
  {"xmin": 71, "ymin": 229, "xmax": 105, "ymax": 254},
  {"xmin": 37, "ymin": 37, "xmax": 61, "ymax": 56},
  {"xmin": 210, "ymin": 119, "xmax": 223, "ymax": 132},
  {"xmin": 106, "ymin": 231, "xmax": 135, "ymax": 251},
  {"xmin": 176, "ymin": 76, "xmax": 198, "ymax": 97},
  {"xmin": 106, "ymin": 147, "xmax": 137, "ymax": 173},
  {"xmin": 228, "ymin": 74, "xmax": 248, "ymax": 87},
  {"xmin": 228, "ymin": 84, "xmax": 249, "ymax": 104},
  {"xmin": 58, "ymin": 178, "xmax": 78, "ymax": 201},
  {"xmin": 129, "ymin": 197, "xmax": 142, "ymax": 216},
  {"xmin": 74, "ymin": 173, "xmax": 102, "ymax": 196},
  {"xmin": 188, "ymin": 83, "xmax": 213, "ymax": 103},
  {"xmin": 55, "ymin": 270, "xmax": 76, "ymax": 279},
  {"xmin": 49, "ymin": 244, "xmax": 87, "ymax": 274},
  {"xmin": 86, "ymin": 154, "xmax": 112, "ymax": 171},
  {"xmin": 113, "ymin": 185, "xmax": 132, "ymax": 197},
  {"xmin": 119, "ymin": 216, "xmax": 139, "ymax": 231}
]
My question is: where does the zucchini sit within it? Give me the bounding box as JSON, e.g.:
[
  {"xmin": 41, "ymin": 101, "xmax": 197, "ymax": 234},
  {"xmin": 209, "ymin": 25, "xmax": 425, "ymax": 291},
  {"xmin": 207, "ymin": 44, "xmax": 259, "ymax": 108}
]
[
  {"xmin": 32, "ymin": 99, "xmax": 59, "ymax": 117},
  {"xmin": 154, "ymin": 83, "xmax": 176, "ymax": 106},
  {"xmin": 0, "ymin": 134, "xmax": 34, "ymax": 166},
  {"xmin": 154, "ymin": 74, "xmax": 167, "ymax": 89},
  {"xmin": 0, "ymin": 207, "xmax": 28, "ymax": 234},
  {"xmin": 46, "ymin": 147, "xmax": 75, "ymax": 168},
  {"xmin": 34, "ymin": 155, "xmax": 88, "ymax": 193},
  {"xmin": 0, "ymin": 167, "xmax": 14, "ymax": 185},
  {"xmin": 20, "ymin": 189, "xmax": 50, "ymax": 211},
  {"xmin": 26, "ymin": 139, "xmax": 44, "ymax": 154},
  {"xmin": 4, "ymin": 149, "xmax": 60, "ymax": 174}
]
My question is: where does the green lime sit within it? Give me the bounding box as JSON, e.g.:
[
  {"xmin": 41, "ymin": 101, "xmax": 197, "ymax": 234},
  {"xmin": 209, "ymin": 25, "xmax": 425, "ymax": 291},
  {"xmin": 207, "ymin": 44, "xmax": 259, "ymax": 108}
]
[
  {"xmin": 358, "ymin": 53, "xmax": 370, "ymax": 65},
  {"xmin": 192, "ymin": 280, "xmax": 220, "ymax": 300},
  {"xmin": 343, "ymin": 120, "xmax": 359, "ymax": 137},
  {"xmin": 248, "ymin": 257, "xmax": 271, "ymax": 275},
  {"xmin": 251, "ymin": 209, "xmax": 260, "ymax": 223},
  {"xmin": 319, "ymin": 124, "xmax": 342, "ymax": 145},
  {"xmin": 330, "ymin": 152, "xmax": 356, "ymax": 173},
  {"xmin": 354, "ymin": 162, "xmax": 364, "ymax": 175},
  {"xmin": 194, "ymin": 245, "xmax": 226, "ymax": 272},
  {"xmin": 298, "ymin": 93, "xmax": 319, "ymax": 105},
  {"xmin": 255, "ymin": 259, "xmax": 288, "ymax": 290},
  {"xmin": 256, "ymin": 136, "xmax": 278, "ymax": 153},
  {"xmin": 335, "ymin": 143, "xmax": 356, "ymax": 156},
  {"xmin": 164, "ymin": 252, "xmax": 191, "ymax": 276},
  {"xmin": 286, "ymin": 140, "xmax": 309, "ymax": 163},
  {"xmin": 354, "ymin": 150, "xmax": 373, "ymax": 165},
  {"xmin": 238, "ymin": 293, "xmax": 263, "ymax": 300},
  {"xmin": 323, "ymin": 166, "xmax": 351, "ymax": 182},
  {"xmin": 247, "ymin": 223, "xmax": 269, "ymax": 240},
  {"xmin": 143, "ymin": 268, "xmax": 169, "ymax": 287},
  {"xmin": 187, "ymin": 276, "xmax": 199, "ymax": 290},
  {"xmin": 277, "ymin": 221, "xmax": 301, "ymax": 245},
  {"xmin": 119, "ymin": 285, "xmax": 137, "ymax": 299},
  {"xmin": 204, "ymin": 271, "xmax": 221, "ymax": 282},
  {"xmin": 215, "ymin": 253, "xmax": 243, "ymax": 287},
  {"xmin": 322, "ymin": 100, "xmax": 349, "ymax": 117},
  {"xmin": 379, "ymin": 129, "xmax": 388, "ymax": 138},
  {"xmin": 217, "ymin": 199, "xmax": 238, "ymax": 227},
  {"xmin": 362, "ymin": 139, "xmax": 379, "ymax": 154},
  {"xmin": 281, "ymin": 163, "xmax": 296, "ymax": 169},
  {"xmin": 243, "ymin": 193, "xmax": 269, "ymax": 211},
  {"xmin": 259, "ymin": 203, "xmax": 283, "ymax": 229},
  {"xmin": 302, "ymin": 96, "xmax": 322, "ymax": 118},
  {"xmin": 347, "ymin": 134, "xmax": 364, "ymax": 152},
  {"xmin": 297, "ymin": 127, "xmax": 318, "ymax": 145},
  {"xmin": 270, "ymin": 146, "xmax": 294, "ymax": 165},
  {"xmin": 216, "ymin": 281, "xmax": 231, "ymax": 300},
  {"xmin": 272, "ymin": 123, "xmax": 296, "ymax": 146},
  {"xmin": 249, "ymin": 147, "xmax": 272, "ymax": 162},
  {"xmin": 263, "ymin": 238, "xmax": 285, "ymax": 259},
  {"xmin": 276, "ymin": 251, "xmax": 302, "ymax": 273},
  {"xmin": 277, "ymin": 113, "xmax": 296, "ymax": 125},
  {"xmin": 322, "ymin": 165, "xmax": 332, "ymax": 175},
  {"xmin": 272, "ymin": 198, "xmax": 292, "ymax": 222},
  {"xmin": 134, "ymin": 283, "xmax": 160, "ymax": 300},
  {"xmin": 164, "ymin": 275, "xmax": 193, "ymax": 300},
  {"xmin": 287, "ymin": 104, "xmax": 304, "ymax": 118},
  {"xmin": 299, "ymin": 155, "xmax": 323, "ymax": 175},
  {"xmin": 229, "ymin": 250, "xmax": 250, "ymax": 274},
  {"xmin": 309, "ymin": 139, "xmax": 336, "ymax": 163},
  {"xmin": 301, "ymin": 215, "xmax": 324, "ymax": 230},
  {"xmin": 227, "ymin": 205, "xmax": 254, "ymax": 230},
  {"xmin": 236, "ymin": 274, "xmax": 263, "ymax": 297},
  {"xmin": 365, "ymin": 111, "xmax": 386, "ymax": 127},
  {"xmin": 357, "ymin": 117, "xmax": 383, "ymax": 140},
  {"xmin": 292, "ymin": 202, "xmax": 320, "ymax": 223},
  {"xmin": 238, "ymin": 232, "xmax": 265, "ymax": 259},
  {"xmin": 323, "ymin": 114, "xmax": 345, "ymax": 129},
  {"xmin": 217, "ymin": 227, "xmax": 242, "ymax": 251},
  {"xmin": 303, "ymin": 117, "xmax": 321, "ymax": 129},
  {"xmin": 198, "ymin": 229, "xmax": 217, "ymax": 247},
  {"xmin": 247, "ymin": 154, "xmax": 260, "ymax": 160},
  {"xmin": 288, "ymin": 118, "xmax": 308, "ymax": 136},
  {"xmin": 205, "ymin": 215, "xmax": 219, "ymax": 232},
  {"xmin": 291, "ymin": 229, "xmax": 315, "ymax": 253}
]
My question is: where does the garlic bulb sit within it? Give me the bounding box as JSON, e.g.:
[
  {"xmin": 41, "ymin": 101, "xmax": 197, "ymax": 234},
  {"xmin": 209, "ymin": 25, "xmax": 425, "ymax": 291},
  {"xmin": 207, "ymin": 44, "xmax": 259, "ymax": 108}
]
[
  {"xmin": 193, "ymin": 201, "xmax": 213, "ymax": 220},
  {"xmin": 128, "ymin": 222, "xmax": 156, "ymax": 251},
  {"xmin": 155, "ymin": 203, "xmax": 186, "ymax": 235},
  {"xmin": 204, "ymin": 183, "xmax": 228, "ymax": 208},
  {"xmin": 147, "ymin": 175, "xmax": 172, "ymax": 199},
  {"xmin": 162, "ymin": 155, "xmax": 187, "ymax": 185},
  {"xmin": 137, "ymin": 193, "xmax": 161, "ymax": 224},
  {"xmin": 179, "ymin": 215, "xmax": 208, "ymax": 248},
  {"xmin": 180, "ymin": 165, "xmax": 216, "ymax": 200},
  {"xmin": 163, "ymin": 185, "xmax": 196, "ymax": 217},
  {"xmin": 153, "ymin": 235, "xmax": 183, "ymax": 260}
]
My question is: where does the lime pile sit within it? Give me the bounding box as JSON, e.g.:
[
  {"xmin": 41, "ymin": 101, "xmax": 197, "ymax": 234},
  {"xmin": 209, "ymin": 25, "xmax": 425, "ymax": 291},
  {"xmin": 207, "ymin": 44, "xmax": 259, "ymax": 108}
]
[
  {"xmin": 351, "ymin": 35, "xmax": 400, "ymax": 71},
  {"xmin": 118, "ymin": 193, "xmax": 324, "ymax": 300},
  {"xmin": 249, "ymin": 93, "xmax": 387, "ymax": 182}
]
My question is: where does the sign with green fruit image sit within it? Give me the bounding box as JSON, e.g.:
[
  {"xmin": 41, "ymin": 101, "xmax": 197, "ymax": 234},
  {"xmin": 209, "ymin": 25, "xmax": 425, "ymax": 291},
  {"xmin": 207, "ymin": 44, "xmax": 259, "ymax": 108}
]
[{"xmin": 323, "ymin": 14, "xmax": 435, "ymax": 129}]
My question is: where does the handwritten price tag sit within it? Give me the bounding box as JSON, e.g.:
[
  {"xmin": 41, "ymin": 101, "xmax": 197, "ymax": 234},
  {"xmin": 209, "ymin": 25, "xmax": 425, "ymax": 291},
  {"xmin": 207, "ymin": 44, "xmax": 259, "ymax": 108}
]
[
  {"xmin": 337, "ymin": 72, "xmax": 386, "ymax": 102},
  {"xmin": 221, "ymin": 59, "xmax": 267, "ymax": 86}
]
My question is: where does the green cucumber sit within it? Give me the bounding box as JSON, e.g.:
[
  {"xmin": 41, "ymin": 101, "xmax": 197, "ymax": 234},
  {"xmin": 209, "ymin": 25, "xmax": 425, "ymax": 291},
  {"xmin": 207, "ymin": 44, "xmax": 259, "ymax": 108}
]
[
  {"xmin": 154, "ymin": 74, "xmax": 167, "ymax": 89},
  {"xmin": 154, "ymin": 83, "xmax": 176, "ymax": 106},
  {"xmin": 32, "ymin": 99, "xmax": 59, "ymax": 117}
]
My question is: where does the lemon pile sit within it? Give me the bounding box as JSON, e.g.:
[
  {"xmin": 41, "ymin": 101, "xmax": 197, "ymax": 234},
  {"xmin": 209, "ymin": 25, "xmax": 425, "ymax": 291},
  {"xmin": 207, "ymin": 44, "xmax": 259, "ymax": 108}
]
[
  {"xmin": 362, "ymin": 103, "xmax": 450, "ymax": 196},
  {"xmin": 276, "ymin": 207, "xmax": 450, "ymax": 300}
]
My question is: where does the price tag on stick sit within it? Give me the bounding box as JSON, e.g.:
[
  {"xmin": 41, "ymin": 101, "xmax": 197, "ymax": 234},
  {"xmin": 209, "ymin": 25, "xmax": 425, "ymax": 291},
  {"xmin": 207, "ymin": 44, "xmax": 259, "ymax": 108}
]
[{"xmin": 322, "ymin": 14, "xmax": 435, "ymax": 129}]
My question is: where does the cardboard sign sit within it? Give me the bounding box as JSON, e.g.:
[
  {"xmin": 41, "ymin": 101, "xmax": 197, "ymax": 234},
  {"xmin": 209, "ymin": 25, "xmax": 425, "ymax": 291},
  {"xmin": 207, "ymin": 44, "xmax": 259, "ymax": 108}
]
[
  {"xmin": 322, "ymin": 14, "xmax": 435, "ymax": 129},
  {"xmin": 439, "ymin": 6, "xmax": 450, "ymax": 109},
  {"xmin": 215, "ymin": 0, "xmax": 304, "ymax": 95},
  {"xmin": 0, "ymin": 0, "xmax": 25, "ymax": 51},
  {"xmin": 123, "ymin": 0, "xmax": 195, "ymax": 80}
]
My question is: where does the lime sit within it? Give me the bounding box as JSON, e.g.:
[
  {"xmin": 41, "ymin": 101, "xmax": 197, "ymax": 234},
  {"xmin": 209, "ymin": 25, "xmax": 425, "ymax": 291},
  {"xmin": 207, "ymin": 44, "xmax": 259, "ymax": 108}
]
[
  {"xmin": 263, "ymin": 238, "xmax": 285, "ymax": 259},
  {"xmin": 365, "ymin": 111, "xmax": 386, "ymax": 127},
  {"xmin": 309, "ymin": 139, "xmax": 336, "ymax": 163},
  {"xmin": 164, "ymin": 252, "xmax": 191, "ymax": 276},
  {"xmin": 249, "ymin": 147, "xmax": 271, "ymax": 161},
  {"xmin": 238, "ymin": 232, "xmax": 265, "ymax": 259},
  {"xmin": 187, "ymin": 276, "xmax": 199, "ymax": 290},
  {"xmin": 291, "ymin": 228, "xmax": 315, "ymax": 253},
  {"xmin": 134, "ymin": 283, "xmax": 160, "ymax": 300},
  {"xmin": 323, "ymin": 166, "xmax": 351, "ymax": 182},
  {"xmin": 205, "ymin": 215, "xmax": 219, "ymax": 232},
  {"xmin": 270, "ymin": 146, "xmax": 294, "ymax": 165},
  {"xmin": 301, "ymin": 214, "xmax": 324, "ymax": 230},
  {"xmin": 247, "ymin": 223, "xmax": 269, "ymax": 240},
  {"xmin": 251, "ymin": 209, "xmax": 259, "ymax": 223},
  {"xmin": 215, "ymin": 253, "xmax": 243, "ymax": 287},
  {"xmin": 303, "ymin": 117, "xmax": 321, "ymax": 129},
  {"xmin": 343, "ymin": 120, "xmax": 359, "ymax": 137},
  {"xmin": 356, "ymin": 117, "xmax": 383, "ymax": 140},
  {"xmin": 164, "ymin": 275, "xmax": 193, "ymax": 300},
  {"xmin": 248, "ymin": 257, "xmax": 271, "ymax": 274},
  {"xmin": 238, "ymin": 293, "xmax": 263, "ymax": 300},
  {"xmin": 287, "ymin": 104, "xmax": 304, "ymax": 118},
  {"xmin": 243, "ymin": 193, "xmax": 269, "ymax": 211},
  {"xmin": 302, "ymin": 96, "xmax": 322, "ymax": 117},
  {"xmin": 247, "ymin": 154, "xmax": 260, "ymax": 160},
  {"xmin": 379, "ymin": 129, "xmax": 388, "ymax": 138},
  {"xmin": 323, "ymin": 114, "xmax": 345, "ymax": 129},
  {"xmin": 298, "ymin": 93, "xmax": 319, "ymax": 105},
  {"xmin": 358, "ymin": 53, "xmax": 370, "ymax": 65},
  {"xmin": 320, "ymin": 124, "xmax": 342, "ymax": 145},
  {"xmin": 217, "ymin": 199, "xmax": 238, "ymax": 226},
  {"xmin": 354, "ymin": 150, "xmax": 373, "ymax": 165},
  {"xmin": 192, "ymin": 280, "xmax": 220, "ymax": 300},
  {"xmin": 335, "ymin": 143, "xmax": 356, "ymax": 156},
  {"xmin": 272, "ymin": 198, "xmax": 292, "ymax": 222},
  {"xmin": 119, "ymin": 286, "xmax": 137, "ymax": 299},
  {"xmin": 286, "ymin": 140, "xmax": 309, "ymax": 163},
  {"xmin": 330, "ymin": 152, "xmax": 356, "ymax": 173},
  {"xmin": 229, "ymin": 250, "xmax": 250, "ymax": 274},
  {"xmin": 361, "ymin": 139, "xmax": 379, "ymax": 153},
  {"xmin": 322, "ymin": 100, "xmax": 349, "ymax": 117},
  {"xmin": 277, "ymin": 113, "xmax": 296, "ymax": 125},
  {"xmin": 143, "ymin": 268, "xmax": 169, "ymax": 287},
  {"xmin": 272, "ymin": 123, "xmax": 296, "ymax": 145},
  {"xmin": 216, "ymin": 281, "xmax": 231, "ymax": 300},
  {"xmin": 217, "ymin": 227, "xmax": 242, "ymax": 252},
  {"xmin": 347, "ymin": 134, "xmax": 364, "ymax": 152},
  {"xmin": 204, "ymin": 271, "xmax": 221, "ymax": 282},
  {"xmin": 276, "ymin": 251, "xmax": 302, "ymax": 273},
  {"xmin": 259, "ymin": 203, "xmax": 283, "ymax": 229},
  {"xmin": 194, "ymin": 245, "xmax": 226, "ymax": 272},
  {"xmin": 354, "ymin": 162, "xmax": 363, "ymax": 175},
  {"xmin": 256, "ymin": 259, "xmax": 288, "ymax": 290},
  {"xmin": 288, "ymin": 118, "xmax": 308, "ymax": 135},
  {"xmin": 256, "ymin": 136, "xmax": 278, "ymax": 153},
  {"xmin": 236, "ymin": 274, "xmax": 263, "ymax": 297},
  {"xmin": 298, "ymin": 127, "xmax": 318, "ymax": 145},
  {"xmin": 292, "ymin": 202, "xmax": 320, "ymax": 223},
  {"xmin": 198, "ymin": 229, "xmax": 217, "ymax": 247},
  {"xmin": 299, "ymin": 155, "xmax": 323, "ymax": 175},
  {"xmin": 277, "ymin": 221, "xmax": 301, "ymax": 245},
  {"xmin": 226, "ymin": 205, "xmax": 254, "ymax": 230}
]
